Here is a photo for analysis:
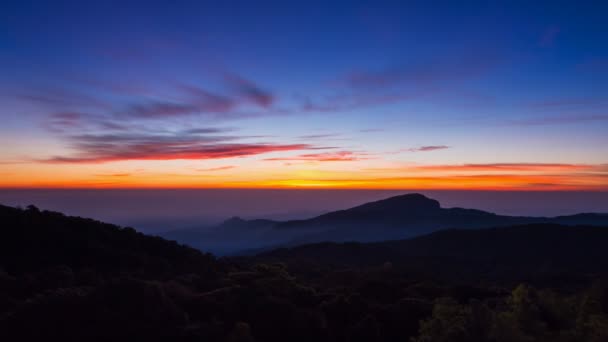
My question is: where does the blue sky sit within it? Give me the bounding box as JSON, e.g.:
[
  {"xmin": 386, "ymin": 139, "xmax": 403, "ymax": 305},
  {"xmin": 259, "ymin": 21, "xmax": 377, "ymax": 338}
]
[{"xmin": 0, "ymin": 0, "xmax": 607, "ymax": 189}]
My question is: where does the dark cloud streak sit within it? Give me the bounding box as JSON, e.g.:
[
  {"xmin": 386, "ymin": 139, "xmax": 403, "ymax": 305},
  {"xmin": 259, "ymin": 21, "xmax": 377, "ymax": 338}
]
[{"xmin": 42, "ymin": 130, "xmax": 316, "ymax": 164}]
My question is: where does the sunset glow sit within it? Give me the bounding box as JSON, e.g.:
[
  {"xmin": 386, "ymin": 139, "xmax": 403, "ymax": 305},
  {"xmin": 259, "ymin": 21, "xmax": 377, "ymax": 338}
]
[{"xmin": 1, "ymin": 2, "xmax": 607, "ymax": 191}]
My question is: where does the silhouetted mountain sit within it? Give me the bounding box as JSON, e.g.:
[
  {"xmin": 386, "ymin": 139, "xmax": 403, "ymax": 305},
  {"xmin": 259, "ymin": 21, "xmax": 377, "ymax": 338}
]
[
  {"xmin": 219, "ymin": 216, "xmax": 278, "ymax": 230},
  {"xmin": 258, "ymin": 223, "xmax": 608, "ymax": 280},
  {"xmin": 162, "ymin": 216, "xmax": 280, "ymax": 255},
  {"xmin": 162, "ymin": 193, "xmax": 608, "ymax": 255},
  {"xmin": 3, "ymin": 203, "xmax": 608, "ymax": 341},
  {"xmin": 276, "ymin": 193, "xmax": 608, "ymax": 232},
  {"xmin": 0, "ymin": 204, "xmax": 220, "ymax": 277}
]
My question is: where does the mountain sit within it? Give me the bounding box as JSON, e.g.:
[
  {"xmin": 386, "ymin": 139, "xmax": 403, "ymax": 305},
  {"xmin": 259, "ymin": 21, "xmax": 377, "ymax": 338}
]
[
  {"xmin": 257, "ymin": 223, "xmax": 608, "ymax": 281},
  {"xmin": 3, "ymin": 203, "xmax": 608, "ymax": 341},
  {"xmin": 162, "ymin": 193, "xmax": 608, "ymax": 255},
  {"xmin": 161, "ymin": 216, "xmax": 280, "ymax": 255},
  {"xmin": 276, "ymin": 193, "xmax": 608, "ymax": 231}
]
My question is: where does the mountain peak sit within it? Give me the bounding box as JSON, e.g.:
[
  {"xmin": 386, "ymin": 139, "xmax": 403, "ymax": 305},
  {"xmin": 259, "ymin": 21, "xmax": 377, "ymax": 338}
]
[
  {"xmin": 351, "ymin": 193, "xmax": 441, "ymax": 213},
  {"xmin": 221, "ymin": 216, "xmax": 246, "ymax": 226}
]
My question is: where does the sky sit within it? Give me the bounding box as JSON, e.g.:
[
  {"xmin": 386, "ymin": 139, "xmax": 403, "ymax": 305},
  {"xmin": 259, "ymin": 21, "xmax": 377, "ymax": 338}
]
[
  {"xmin": 2, "ymin": 189, "xmax": 608, "ymax": 233},
  {"xmin": 1, "ymin": 0, "xmax": 607, "ymax": 191}
]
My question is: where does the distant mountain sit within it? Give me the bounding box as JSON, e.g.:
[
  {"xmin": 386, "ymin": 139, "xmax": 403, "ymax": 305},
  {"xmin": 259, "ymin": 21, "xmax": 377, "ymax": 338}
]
[
  {"xmin": 277, "ymin": 193, "xmax": 608, "ymax": 231},
  {"xmin": 257, "ymin": 223, "xmax": 608, "ymax": 280},
  {"xmin": 162, "ymin": 193, "xmax": 608, "ymax": 255},
  {"xmin": 162, "ymin": 216, "xmax": 280, "ymax": 255}
]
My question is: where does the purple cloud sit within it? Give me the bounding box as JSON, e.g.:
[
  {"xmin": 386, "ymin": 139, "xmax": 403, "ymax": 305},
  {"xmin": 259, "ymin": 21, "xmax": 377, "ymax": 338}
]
[
  {"xmin": 511, "ymin": 114, "xmax": 608, "ymax": 126},
  {"xmin": 264, "ymin": 150, "xmax": 370, "ymax": 162},
  {"xmin": 298, "ymin": 133, "xmax": 342, "ymax": 139},
  {"xmin": 400, "ymin": 145, "xmax": 450, "ymax": 152},
  {"xmin": 342, "ymin": 52, "xmax": 501, "ymax": 89},
  {"xmin": 43, "ymin": 131, "xmax": 314, "ymax": 163},
  {"xmin": 224, "ymin": 73, "xmax": 274, "ymax": 108},
  {"xmin": 126, "ymin": 102, "xmax": 199, "ymax": 118}
]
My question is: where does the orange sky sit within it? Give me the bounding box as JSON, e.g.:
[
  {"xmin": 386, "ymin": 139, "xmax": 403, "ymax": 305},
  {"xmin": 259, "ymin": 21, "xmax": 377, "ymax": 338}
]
[{"xmin": 2, "ymin": 160, "xmax": 606, "ymax": 190}]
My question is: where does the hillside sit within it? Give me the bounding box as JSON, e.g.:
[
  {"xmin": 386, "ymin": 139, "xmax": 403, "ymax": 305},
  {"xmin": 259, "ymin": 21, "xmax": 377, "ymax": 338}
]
[
  {"xmin": 258, "ymin": 224, "xmax": 608, "ymax": 281},
  {"xmin": 3, "ymin": 204, "xmax": 608, "ymax": 341},
  {"xmin": 0, "ymin": 204, "xmax": 220, "ymax": 278}
]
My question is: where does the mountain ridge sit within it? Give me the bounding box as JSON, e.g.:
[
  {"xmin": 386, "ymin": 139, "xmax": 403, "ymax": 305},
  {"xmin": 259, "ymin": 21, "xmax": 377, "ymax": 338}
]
[{"xmin": 160, "ymin": 193, "xmax": 608, "ymax": 255}]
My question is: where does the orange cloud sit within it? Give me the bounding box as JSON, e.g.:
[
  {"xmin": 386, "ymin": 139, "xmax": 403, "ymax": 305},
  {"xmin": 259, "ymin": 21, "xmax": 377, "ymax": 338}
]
[
  {"xmin": 264, "ymin": 151, "xmax": 370, "ymax": 162},
  {"xmin": 196, "ymin": 166, "xmax": 236, "ymax": 172},
  {"xmin": 261, "ymin": 173, "xmax": 608, "ymax": 191}
]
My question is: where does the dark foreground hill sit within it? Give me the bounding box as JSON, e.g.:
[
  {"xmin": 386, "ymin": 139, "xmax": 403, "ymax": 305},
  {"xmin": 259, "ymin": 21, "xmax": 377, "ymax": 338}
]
[
  {"xmin": 163, "ymin": 193, "xmax": 608, "ymax": 255},
  {"xmin": 257, "ymin": 224, "xmax": 608, "ymax": 281},
  {"xmin": 2, "ymin": 204, "xmax": 608, "ymax": 341}
]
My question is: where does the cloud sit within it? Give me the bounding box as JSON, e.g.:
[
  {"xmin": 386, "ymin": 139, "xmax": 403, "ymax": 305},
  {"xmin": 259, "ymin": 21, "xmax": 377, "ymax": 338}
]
[
  {"xmin": 300, "ymin": 91, "xmax": 427, "ymax": 114},
  {"xmin": 23, "ymin": 70, "xmax": 278, "ymax": 124},
  {"xmin": 17, "ymin": 87, "xmax": 112, "ymax": 110},
  {"xmin": 264, "ymin": 151, "xmax": 369, "ymax": 162},
  {"xmin": 178, "ymin": 85, "xmax": 240, "ymax": 112},
  {"xmin": 42, "ymin": 131, "xmax": 314, "ymax": 163},
  {"xmin": 120, "ymin": 76, "xmax": 276, "ymax": 119},
  {"xmin": 196, "ymin": 166, "xmax": 236, "ymax": 172},
  {"xmin": 44, "ymin": 111, "xmax": 151, "ymax": 134},
  {"xmin": 45, "ymin": 112, "xmax": 83, "ymax": 132},
  {"xmin": 265, "ymin": 165, "xmax": 608, "ymax": 190},
  {"xmin": 122, "ymin": 79, "xmax": 275, "ymax": 119},
  {"xmin": 184, "ymin": 127, "xmax": 233, "ymax": 134},
  {"xmin": 45, "ymin": 112, "xmax": 132, "ymax": 133},
  {"xmin": 342, "ymin": 52, "xmax": 501, "ymax": 89},
  {"xmin": 224, "ymin": 73, "xmax": 274, "ymax": 108},
  {"xmin": 298, "ymin": 133, "xmax": 341, "ymax": 140},
  {"xmin": 511, "ymin": 114, "xmax": 608, "ymax": 126},
  {"xmin": 526, "ymin": 97, "xmax": 607, "ymax": 109},
  {"xmin": 94, "ymin": 173, "xmax": 132, "ymax": 177},
  {"xmin": 299, "ymin": 50, "xmax": 502, "ymax": 114},
  {"xmin": 125, "ymin": 102, "xmax": 199, "ymax": 118},
  {"xmin": 410, "ymin": 163, "xmax": 597, "ymax": 172},
  {"xmin": 400, "ymin": 145, "xmax": 450, "ymax": 153}
]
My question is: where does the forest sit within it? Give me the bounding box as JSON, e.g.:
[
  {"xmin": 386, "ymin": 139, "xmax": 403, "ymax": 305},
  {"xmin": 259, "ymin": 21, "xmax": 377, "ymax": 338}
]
[{"xmin": 1, "ymin": 204, "xmax": 608, "ymax": 341}]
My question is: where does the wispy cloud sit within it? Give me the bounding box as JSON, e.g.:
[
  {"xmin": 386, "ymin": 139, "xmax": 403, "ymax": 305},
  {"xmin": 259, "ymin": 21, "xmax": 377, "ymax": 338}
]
[
  {"xmin": 223, "ymin": 73, "xmax": 274, "ymax": 108},
  {"xmin": 124, "ymin": 102, "xmax": 200, "ymax": 118},
  {"xmin": 264, "ymin": 164, "xmax": 608, "ymax": 190},
  {"xmin": 266, "ymin": 174, "xmax": 608, "ymax": 190},
  {"xmin": 264, "ymin": 151, "xmax": 369, "ymax": 162},
  {"xmin": 195, "ymin": 166, "xmax": 236, "ymax": 172},
  {"xmin": 511, "ymin": 114, "xmax": 608, "ymax": 126},
  {"xmin": 299, "ymin": 50, "xmax": 502, "ymax": 114},
  {"xmin": 298, "ymin": 133, "xmax": 342, "ymax": 140},
  {"xmin": 342, "ymin": 52, "xmax": 501, "ymax": 89},
  {"xmin": 94, "ymin": 173, "xmax": 132, "ymax": 177},
  {"xmin": 400, "ymin": 145, "xmax": 450, "ymax": 153},
  {"xmin": 410, "ymin": 163, "xmax": 599, "ymax": 172},
  {"xmin": 42, "ymin": 130, "xmax": 314, "ymax": 164},
  {"xmin": 45, "ymin": 112, "xmax": 131, "ymax": 133},
  {"xmin": 526, "ymin": 97, "xmax": 607, "ymax": 109},
  {"xmin": 17, "ymin": 87, "xmax": 112, "ymax": 111},
  {"xmin": 22, "ymin": 70, "xmax": 278, "ymax": 124}
]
